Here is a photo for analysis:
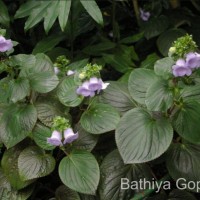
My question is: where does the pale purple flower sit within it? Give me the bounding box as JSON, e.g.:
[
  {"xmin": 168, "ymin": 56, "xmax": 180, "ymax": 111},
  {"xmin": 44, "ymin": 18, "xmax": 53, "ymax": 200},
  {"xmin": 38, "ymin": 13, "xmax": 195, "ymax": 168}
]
[
  {"xmin": 76, "ymin": 81, "xmax": 95, "ymax": 97},
  {"xmin": 0, "ymin": 36, "xmax": 13, "ymax": 52},
  {"xmin": 88, "ymin": 77, "xmax": 102, "ymax": 91},
  {"xmin": 67, "ymin": 70, "xmax": 75, "ymax": 76},
  {"xmin": 140, "ymin": 8, "xmax": 150, "ymax": 21},
  {"xmin": 47, "ymin": 130, "xmax": 62, "ymax": 146},
  {"xmin": 186, "ymin": 52, "xmax": 200, "ymax": 69},
  {"xmin": 172, "ymin": 59, "xmax": 192, "ymax": 77},
  {"xmin": 63, "ymin": 128, "xmax": 78, "ymax": 144}
]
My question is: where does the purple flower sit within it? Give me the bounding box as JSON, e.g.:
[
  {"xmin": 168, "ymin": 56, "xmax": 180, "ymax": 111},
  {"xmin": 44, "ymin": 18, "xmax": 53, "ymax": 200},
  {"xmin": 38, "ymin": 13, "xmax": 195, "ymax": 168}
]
[
  {"xmin": 63, "ymin": 128, "xmax": 78, "ymax": 144},
  {"xmin": 47, "ymin": 130, "xmax": 62, "ymax": 146},
  {"xmin": 76, "ymin": 81, "xmax": 95, "ymax": 97},
  {"xmin": 0, "ymin": 36, "xmax": 13, "ymax": 52},
  {"xmin": 140, "ymin": 8, "xmax": 150, "ymax": 21},
  {"xmin": 186, "ymin": 52, "xmax": 200, "ymax": 69},
  {"xmin": 88, "ymin": 77, "xmax": 102, "ymax": 91},
  {"xmin": 172, "ymin": 59, "xmax": 192, "ymax": 77}
]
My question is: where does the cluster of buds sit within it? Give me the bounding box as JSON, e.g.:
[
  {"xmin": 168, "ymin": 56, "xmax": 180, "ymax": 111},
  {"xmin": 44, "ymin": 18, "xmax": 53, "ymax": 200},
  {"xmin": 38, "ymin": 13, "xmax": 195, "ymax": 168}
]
[
  {"xmin": 47, "ymin": 116, "xmax": 78, "ymax": 146},
  {"xmin": 0, "ymin": 35, "xmax": 13, "ymax": 52},
  {"xmin": 76, "ymin": 63, "xmax": 109, "ymax": 97},
  {"xmin": 53, "ymin": 55, "xmax": 70, "ymax": 75}
]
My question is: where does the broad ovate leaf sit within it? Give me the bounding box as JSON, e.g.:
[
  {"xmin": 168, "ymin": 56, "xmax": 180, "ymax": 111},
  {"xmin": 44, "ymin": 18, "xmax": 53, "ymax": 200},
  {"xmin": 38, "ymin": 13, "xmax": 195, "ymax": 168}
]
[
  {"xmin": 59, "ymin": 150, "xmax": 100, "ymax": 195},
  {"xmin": 99, "ymin": 150, "xmax": 153, "ymax": 200},
  {"xmin": 0, "ymin": 104, "xmax": 37, "ymax": 148},
  {"xmin": 18, "ymin": 146, "xmax": 55, "ymax": 181},
  {"xmin": 172, "ymin": 100, "xmax": 200, "ymax": 144},
  {"xmin": 128, "ymin": 69, "xmax": 159, "ymax": 104},
  {"xmin": 81, "ymin": 103, "xmax": 120, "ymax": 134},
  {"xmin": 116, "ymin": 108, "xmax": 173, "ymax": 163},
  {"xmin": 166, "ymin": 141, "xmax": 200, "ymax": 192}
]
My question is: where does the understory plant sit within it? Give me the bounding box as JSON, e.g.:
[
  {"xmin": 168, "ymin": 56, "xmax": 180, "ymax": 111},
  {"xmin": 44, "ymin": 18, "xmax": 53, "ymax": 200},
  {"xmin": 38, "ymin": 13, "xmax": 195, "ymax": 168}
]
[{"xmin": 1, "ymin": 0, "xmax": 200, "ymax": 199}]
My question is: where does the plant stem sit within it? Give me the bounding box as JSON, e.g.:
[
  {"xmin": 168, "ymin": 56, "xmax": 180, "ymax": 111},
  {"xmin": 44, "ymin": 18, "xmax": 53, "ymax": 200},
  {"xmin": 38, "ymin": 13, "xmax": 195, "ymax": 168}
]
[
  {"xmin": 130, "ymin": 174, "xmax": 171, "ymax": 200},
  {"xmin": 132, "ymin": 0, "xmax": 140, "ymax": 25}
]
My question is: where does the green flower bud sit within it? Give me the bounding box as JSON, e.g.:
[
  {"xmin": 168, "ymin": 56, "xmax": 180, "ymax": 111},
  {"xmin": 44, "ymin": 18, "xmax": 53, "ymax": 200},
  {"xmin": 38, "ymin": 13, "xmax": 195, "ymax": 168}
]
[{"xmin": 52, "ymin": 116, "xmax": 70, "ymax": 132}]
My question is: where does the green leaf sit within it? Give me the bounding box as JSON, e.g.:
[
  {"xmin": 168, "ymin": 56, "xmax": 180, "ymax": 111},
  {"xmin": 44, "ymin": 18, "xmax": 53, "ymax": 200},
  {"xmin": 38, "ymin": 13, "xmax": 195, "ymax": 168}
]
[
  {"xmin": 145, "ymin": 79, "xmax": 173, "ymax": 112},
  {"xmin": 32, "ymin": 124, "xmax": 55, "ymax": 151},
  {"xmin": 1, "ymin": 146, "xmax": 33, "ymax": 190},
  {"xmin": 67, "ymin": 58, "xmax": 89, "ymax": 70},
  {"xmin": 143, "ymin": 15, "xmax": 169, "ymax": 39},
  {"xmin": 99, "ymin": 81, "xmax": 135, "ymax": 114},
  {"xmin": 10, "ymin": 78, "xmax": 30, "ymax": 103},
  {"xmin": 15, "ymin": 0, "xmax": 40, "ymax": 19},
  {"xmin": 55, "ymin": 185, "xmax": 80, "ymax": 200},
  {"xmin": 0, "ymin": 0, "xmax": 10, "ymax": 27},
  {"xmin": 157, "ymin": 29, "xmax": 186, "ymax": 56},
  {"xmin": 172, "ymin": 100, "xmax": 200, "ymax": 143},
  {"xmin": 32, "ymin": 33, "xmax": 66, "ymax": 54},
  {"xmin": 0, "ymin": 104, "xmax": 37, "ymax": 148},
  {"xmin": 81, "ymin": 103, "xmax": 120, "ymax": 134},
  {"xmin": 29, "ymin": 71, "xmax": 59, "ymax": 93},
  {"xmin": 154, "ymin": 57, "xmax": 174, "ymax": 78},
  {"xmin": 168, "ymin": 189, "xmax": 197, "ymax": 200},
  {"xmin": 99, "ymin": 150, "xmax": 153, "ymax": 200},
  {"xmin": 80, "ymin": 0, "xmax": 103, "ymax": 26},
  {"xmin": 25, "ymin": 1, "xmax": 52, "ymax": 31},
  {"xmin": 44, "ymin": 1, "xmax": 59, "ymax": 34},
  {"xmin": 166, "ymin": 141, "xmax": 200, "ymax": 192},
  {"xmin": 140, "ymin": 53, "xmax": 160, "ymax": 69},
  {"xmin": 35, "ymin": 101, "xmax": 69, "ymax": 127},
  {"xmin": 0, "ymin": 77, "xmax": 12, "ymax": 103},
  {"xmin": 58, "ymin": 150, "xmax": 100, "ymax": 195},
  {"xmin": 128, "ymin": 69, "xmax": 159, "ymax": 104},
  {"xmin": 73, "ymin": 124, "xmax": 99, "ymax": 152},
  {"xmin": 180, "ymin": 84, "xmax": 200, "ymax": 104},
  {"xmin": 18, "ymin": 146, "xmax": 55, "ymax": 181},
  {"xmin": 120, "ymin": 32, "xmax": 144, "ymax": 44},
  {"xmin": 58, "ymin": 0, "xmax": 72, "ymax": 31},
  {"xmin": 57, "ymin": 76, "xmax": 83, "ymax": 107},
  {"xmin": 116, "ymin": 108, "xmax": 173, "ymax": 163}
]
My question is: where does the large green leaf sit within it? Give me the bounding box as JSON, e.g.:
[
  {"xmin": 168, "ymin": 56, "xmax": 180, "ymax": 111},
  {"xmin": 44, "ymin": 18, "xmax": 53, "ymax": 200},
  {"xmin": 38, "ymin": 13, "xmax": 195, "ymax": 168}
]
[
  {"xmin": 128, "ymin": 69, "xmax": 159, "ymax": 104},
  {"xmin": 140, "ymin": 53, "xmax": 160, "ymax": 69},
  {"xmin": 18, "ymin": 146, "xmax": 55, "ymax": 181},
  {"xmin": 81, "ymin": 103, "xmax": 120, "ymax": 134},
  {"xmin": 145, "ymin": 79, "xmax": 174, "ymax": 112},
  {"xmin": 9, "ymin": 78, "xmax": 30, "ymax": 103},
  {"xmin": 32, "ymin": 124, "xmax": 55, "ymax": 151},
  {"xmin": 29, "ymin": 71, "xmax": 59, "ymax": 93},
  {"xmin": 58, "ymin": 0, "xmax": 72, "ymax": 31},
  {"xmin": 166, "ymin": 141, "xmax": 200, "ymax": 192},
  {"xmin": 58, "ymin": 150, "xmax": 100, "ymax": 195},
  {"xmin": 57, "ymin": 76, "xmax": 83, "ymax": 107},
  {"xmin": 0, "ymin": 0, "xmax": 10, "ymax": 27},
  {"xmin": 154, "ymin": 57, "xmax": 174, "ymax": 78},
  {"xmin": 116, "ymin": 108, "xmax": 173, "ymax": 163},
  {"xmin": 0, "ymin": 104, "xmax": 37, "ymax": 148},
  {"xmin": 73, "ymin": 124, "xmax": 99, "ymax": 152},
  {"xmin": 157, "ymin": 29, "xmax": 186, "ymax": 56},
  {"xmin": 143, "ymin": 15, "xmax": 169, "ymax": 39},
  {"xmin": 1, "ymin": 146, "xmax": 33, "ymax": 190},
  {"xmin": 172, "ymin": 100, "xmax": 200, "ymax": 143},
  {"xmin": 0, "ymin": 77, "xmax": 12, "ymax": 103},
  {"xmin": 44, "ymin": 1, "xmax": 59, "ymax": 34},
  {"xmin": 24, "ymin": 1, "xmax": 52, "ymax": 31},
  {"xmin": 99, "ymin": 81, "xmax": 136, "ymax": 114},
  {"xmin": 80, "ymin": 0, "xmax": 103, "ymax": 26},
  {"xmin": 99, "ymin": 150, "xmax": 153, "ymax": 200},
  {"xmin": 180, "ymin": 84, "xmax": 200, "ymax": 104},
  {"xmin": 55, "ymin": 185, "xmax": 80, "ymax": 200}
]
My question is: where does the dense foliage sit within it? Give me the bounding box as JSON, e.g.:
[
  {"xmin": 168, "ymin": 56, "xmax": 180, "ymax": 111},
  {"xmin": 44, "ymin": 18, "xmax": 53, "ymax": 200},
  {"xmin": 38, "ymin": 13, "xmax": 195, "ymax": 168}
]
[{"xmin": 1, "ymin": 0, "xmax": 200, "ymax": 199}]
